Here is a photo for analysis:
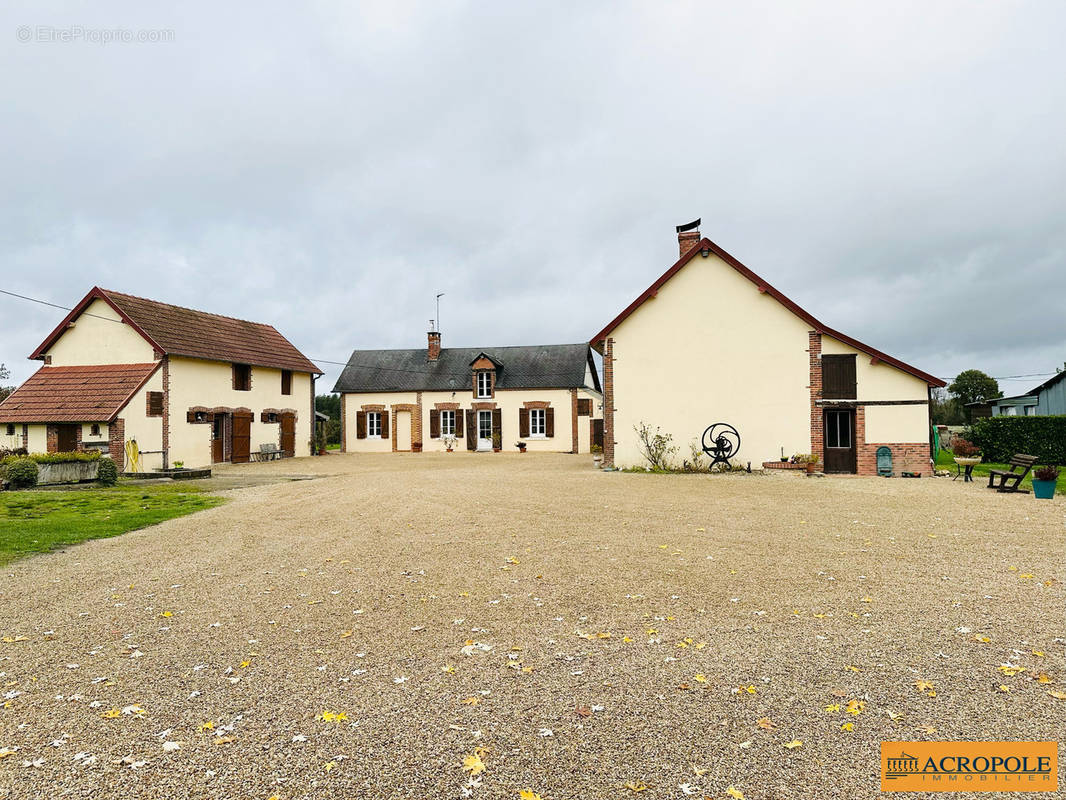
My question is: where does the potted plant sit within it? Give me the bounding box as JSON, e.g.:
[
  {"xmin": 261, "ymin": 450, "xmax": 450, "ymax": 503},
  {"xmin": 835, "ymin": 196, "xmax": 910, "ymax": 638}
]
[
  {"xmin": 442, "ymin": 435, "xmax": 456, "ymax": 452},
  {"xmin": 492, "ymin": 432, "xmax": 502, "ymax": 453},
  {"xmin": 1032, "ymin": 465, "xmax": 1059, "ymax": 499},
  {"xmin": 792, "ymin": 453, "xmax": 819, "ymax": 474},
  {"xmin": 515, "ymin": 441, "xmax": 527, "ymax": 453},
  {"xmin": 952, "ymin": 439, "xmax": 981, "ymax": 466},
  {"xmin": 173, "ymin": 461, "xmax": 184, "ymax": 470}
]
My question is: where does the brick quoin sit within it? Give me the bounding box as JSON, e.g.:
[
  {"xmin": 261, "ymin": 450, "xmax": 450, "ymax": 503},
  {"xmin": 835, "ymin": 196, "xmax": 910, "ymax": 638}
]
[
  {"xmin": 808, "ymin": 331, "xmax": 823, "ymax": 460},
  {"xmin": 161, "ymin": 356, "xmax": 170, "ymax": 469},
  {"xmin": 340, "ymin": 395, "xmax": 347, "ymax": 453},
  {"xmin": 46, "ymin": 424, "xmax": 58, "ymax": 453},
  {"xmin": 602, "ymin": 337, "xmax": 615, "ymax": 467},
  {"xmin": 570, "ymin": 388, "xmax": 579, "ymax": 454},
  {"xmin": 109, "ymin": 418, "xmax": 125, "ymax": 466},
  {"xmin": 21, "ymin": 424, "xmax": 28, "ymax": 450}
]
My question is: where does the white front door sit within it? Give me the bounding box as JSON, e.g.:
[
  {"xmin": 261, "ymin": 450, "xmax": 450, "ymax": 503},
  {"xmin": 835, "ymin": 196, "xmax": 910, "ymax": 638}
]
[{"xmin": 477, "ymin": 410, "xmax": 493, "ymax": 451}]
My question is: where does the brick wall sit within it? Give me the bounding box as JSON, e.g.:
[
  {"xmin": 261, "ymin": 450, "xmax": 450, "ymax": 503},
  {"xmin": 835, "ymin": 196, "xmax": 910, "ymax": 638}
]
[
  {"xmin": 855, "ymin": 407, "xmax": 931, "ymax": 475},
  {"xmin": 603, "ymin": 337, "xmax": 615, "ymax": 467},
  {"xmin": 161, "ymin": 356, "xmax": 170, "ymax": 469},
  {"xmin": 808, "ymin": 331, "xmax": 823, "ymax": 459},
  {"xmin": 109, "ymin": 418, "xmax": 125, "ymax": 465}
]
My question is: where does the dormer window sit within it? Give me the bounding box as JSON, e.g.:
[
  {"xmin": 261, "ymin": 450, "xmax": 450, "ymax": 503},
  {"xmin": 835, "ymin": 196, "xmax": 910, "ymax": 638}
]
[{"xmin": 476, "ymin": 371, "xmax": 492, "ymax": 398}]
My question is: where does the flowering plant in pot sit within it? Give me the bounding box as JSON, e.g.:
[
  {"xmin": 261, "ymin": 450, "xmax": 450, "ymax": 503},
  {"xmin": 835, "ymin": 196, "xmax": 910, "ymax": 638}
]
[
  {"xmin": 492, "ymin": 432, "xmax": 502, "ymax": 453},
  {"xmin": 792, "ymin": 453, "xmax": 820, "ymax": 474},
  {"xmin": 951, "ymin": 439, "xmax": 981, "ymax": 465},
  {"xmin": 1032, "ymin": 465, "xmax": 1059, "ymax": 499},
  {"xmin": 442, "ymin": 435, "xmax": 457, "ymax": 452},
  {"xmin": 515, "ymin": 441, "xmax": 527, "ymax": 453}
]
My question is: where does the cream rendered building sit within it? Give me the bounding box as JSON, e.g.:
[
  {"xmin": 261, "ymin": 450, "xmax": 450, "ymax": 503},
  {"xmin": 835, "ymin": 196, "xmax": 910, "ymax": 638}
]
[
  {"xmin": 335, "ymin": 334, "xmax": 603, "ymax": 454},
  {"xmin": 0, "ymin": 287, "xmax": 320, "ymax": 470},
  {"xmin": 591, "ymin": 222, "xmax": 945, "ymax": 475}
]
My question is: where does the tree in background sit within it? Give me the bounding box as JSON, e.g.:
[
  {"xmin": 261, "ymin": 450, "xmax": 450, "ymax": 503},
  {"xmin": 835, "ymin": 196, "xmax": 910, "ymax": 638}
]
[
  {"xmin": 948, "ymin": 369, "xmax": 1000, "ymax": 422},
  {"xmin": 0, "ymin": 363, "xmax": 13, "ymax": 403},
  {"xmin": 315, "ymin": 394, "xmax": 342, "ymax": 446},
  {"xmin": 930, "ymin": 386, "xmax": 964, "ymax": 425}
]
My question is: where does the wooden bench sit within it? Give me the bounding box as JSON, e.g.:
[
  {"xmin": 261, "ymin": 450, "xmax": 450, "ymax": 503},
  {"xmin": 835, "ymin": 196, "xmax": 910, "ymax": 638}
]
[
  {"xmin": 987, "ymin": 453, "xmax": 1038, "ymax": 493},
  {"xmin": 252, "ymin": 443, "xmax": 282, "ymax": 462}
]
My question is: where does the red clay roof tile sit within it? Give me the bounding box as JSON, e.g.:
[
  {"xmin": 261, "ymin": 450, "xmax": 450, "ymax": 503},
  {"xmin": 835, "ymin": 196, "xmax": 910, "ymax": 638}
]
[{"xmin": 0, "ymin": 363, "xmax": 159, "ymax": 423}]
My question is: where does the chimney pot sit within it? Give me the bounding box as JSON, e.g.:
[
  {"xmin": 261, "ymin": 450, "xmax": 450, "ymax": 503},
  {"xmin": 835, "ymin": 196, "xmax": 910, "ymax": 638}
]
[{"xmin": 427, "ymin": 330, "xmax": 441, "ymax": 361}]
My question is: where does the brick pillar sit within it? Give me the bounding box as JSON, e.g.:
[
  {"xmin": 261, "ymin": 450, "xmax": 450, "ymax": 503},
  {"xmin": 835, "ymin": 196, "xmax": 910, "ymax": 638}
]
[
  {"xmin": 75, "ymin": 425, "xmax": 83, "ymax": 451},
  {"xmin": 603, "ymin": 337, "xmax": 615, "ymax": 467},
  {"xmin": 570, "ymin": 388, "xmax": 579, "ymax": 454},
  {"xmin": 21, "ymin": 424, "xmax": 28, "ymax": 450},
  {"xmin": 427, "ymin": 332, "xmax": 441, "ymax": 361},
  {"xmin": 808, "ymin": 331, "xmax": 823, "ymax": 464},
  {"xmin": 109, "ymin": 418, "xmax": 125, "ymax": 467},
  {"xmin": 46, "ymin": 424, "xmax": 58, "ymax": 453},
  {"xmin": 161, "ymin": 356, "xmax": 170, "ymax": 469},
  {"xmin": 415, "ymin": 391, "xmax": 423, "ymax": 451}
]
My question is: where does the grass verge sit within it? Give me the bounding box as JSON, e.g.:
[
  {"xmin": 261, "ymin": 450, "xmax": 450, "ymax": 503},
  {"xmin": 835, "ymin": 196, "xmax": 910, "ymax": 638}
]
[
  {"xmin": 0, "ymin": 483, "xmax": 226, "ymax": 564},
  {"xmin": 935, "ymin": 449, "xmax": 1061, "ymax": 494}
]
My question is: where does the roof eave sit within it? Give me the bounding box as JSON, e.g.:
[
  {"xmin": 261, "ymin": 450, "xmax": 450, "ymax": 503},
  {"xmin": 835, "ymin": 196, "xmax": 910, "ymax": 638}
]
[{"xmin": 29, "ymin": 287, "xmax": 166, "ymax": 361}]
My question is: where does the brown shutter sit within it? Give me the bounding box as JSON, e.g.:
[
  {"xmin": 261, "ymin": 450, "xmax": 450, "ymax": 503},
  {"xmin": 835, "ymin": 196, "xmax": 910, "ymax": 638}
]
[
  {"xmin": 231, "ymin": 412, "xmax": 252, "ymax": 463},
  {"xmin": 281, "ymin": 370, "xmax": 292, "ymax": 395},
  {"xmin": 492, "ymin": 408, "xmax": 502, "ymax": 443},
  {"xmin": 429, "ymin": 409, "xmax": 440, "ymax": 438},
  {"xmin": 380, "ymin": 410, "xmax": 390, "ymax": 438},
  {"xmin": 465, "ymin": 410, "xmax": 476, "ymax": 450},
  {"xmin": 186, "ymin": 410, "xmax": 195, "ymax": 424},
  {"xmin": 545, "ymin": 407, "xmax": 555, "ymax": 438},
  {"xmin": 454, "ymin": 409, "xmax": 464, "ymax": 437},
  {"xmin": 577, "ymin": 398, "xmax": 591, "ymax": 416},
  {"xmin": 356, "ymin": 411, "xmax": 367, "ymax": 439},
  {"xmin": 519, "ymin": 407, "xmax": 529, "ymax": 438},
  {"xmin": 822, "ymin": 355, "xmax": 857, "ymax": 399}
]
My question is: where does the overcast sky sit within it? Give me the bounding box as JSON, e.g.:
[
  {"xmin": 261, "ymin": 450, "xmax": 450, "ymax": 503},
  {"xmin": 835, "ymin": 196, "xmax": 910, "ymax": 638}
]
[{"xmin": 2, "ymin": 1, "xmax": 1063, "ymax": 397}]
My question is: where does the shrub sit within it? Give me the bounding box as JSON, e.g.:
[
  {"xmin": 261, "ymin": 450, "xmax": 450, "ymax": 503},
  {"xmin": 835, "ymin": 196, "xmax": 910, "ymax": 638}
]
[
  {"xmin": 951, "ymin": 438, "xmax": 981, "ymax": 458},
  {"xmin": 791, "ymin": 453, "xmax": 818, "ymax": 464},
  {"xmin": 97, "ymin": 458, "xmax": 118, "ymax": 486},
  {"xmin": 5, "ymin": 457, "xmax": 39, "ymax": 489},
  {"xmin": 1033, "ymin": 465, "xmax": 1060, "ymax": 482},
  {"xmin": 2, "ymin": 451, "xmax": 102, "ymax": 466},
  {"xmin": 969, "ymin": 416, "xmax": 1066, "ymax": 463},
  {"xmin": 0, "ymin": 447, "xmax": 28, "ymax": 459},
  {"xmin": 682, "ymin": 439, "xmax": 706, "ymax": 472},
  {"xmin": 634, "ymin": 422, "xmax": 677, "ymax": 471}
]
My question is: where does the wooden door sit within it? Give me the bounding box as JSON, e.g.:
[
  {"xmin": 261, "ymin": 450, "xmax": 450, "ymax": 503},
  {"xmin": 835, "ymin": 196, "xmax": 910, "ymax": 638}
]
[
  {"xmin": 56, "ymin": 424, "xmax": 78, "ymax": 452},
  {"xmin": 823, "ymin": 409, "xmax": 856, "ymax": 473},
  {"xmin": 591, "ymin": 419, "xmax": 604, "ymax": 450},
  {"xmin": 212, "ymin": 415, "xmax": 226, "ymax": 463},
  {"xmin": 232, "ymin": 412, "xmax": 252, "ymax": 464},
  {"xmin": 465, "ymin": 410, "xmax": 476, "ymax": 451},
  {"xmin": 280, "ymin": 413, "xmax": 295, "ymax": 457}
]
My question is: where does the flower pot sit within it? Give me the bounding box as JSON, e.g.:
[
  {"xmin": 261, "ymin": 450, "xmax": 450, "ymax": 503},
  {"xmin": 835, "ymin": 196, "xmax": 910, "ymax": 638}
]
[
  {"xmin": 780, "ymin": 458, "xmax": 788, "ymax": 462},
  {"xmin": 493, "ymin": 448, "xmax": 501, "ymax": 453},
  {"xmin": 805, "ymin": 462, "xmax": 818, "ymax": 475},
  {"xmin": 1033, "ymin": 479, "xmax": 1057, "ymax": 499},
  {"xmin": 446, "ymin": 448, "xmax": 454, "ymax": 453},
  {"xmin": 953, "ymin": 456, "xmax": 981, "ymax": 466}
]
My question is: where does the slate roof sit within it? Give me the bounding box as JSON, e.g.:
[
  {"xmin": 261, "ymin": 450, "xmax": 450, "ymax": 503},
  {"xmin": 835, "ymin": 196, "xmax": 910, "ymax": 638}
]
[
  {"xmin": 30, "ymin": 287, "xmax": 321, "ymax": 374},
  {"xmin": 332, "ymin": 344, "xmax": 599, "ymax": 394},
  {"xmin": 0, "ymin": 363, "xmax": 159, "ymax": 423}
]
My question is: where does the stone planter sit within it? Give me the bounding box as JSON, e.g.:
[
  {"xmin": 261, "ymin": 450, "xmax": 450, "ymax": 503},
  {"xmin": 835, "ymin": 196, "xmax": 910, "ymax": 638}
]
[{"xmin": 37, "ymin": 461, "xmax": 100, "ymax": 485}]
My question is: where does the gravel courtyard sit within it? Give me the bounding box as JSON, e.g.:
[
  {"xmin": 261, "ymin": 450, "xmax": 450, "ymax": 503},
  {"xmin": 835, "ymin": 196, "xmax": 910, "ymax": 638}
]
[{"xmin": 0, "ymin": 453, "xmax": 1062, "ymax": 799}]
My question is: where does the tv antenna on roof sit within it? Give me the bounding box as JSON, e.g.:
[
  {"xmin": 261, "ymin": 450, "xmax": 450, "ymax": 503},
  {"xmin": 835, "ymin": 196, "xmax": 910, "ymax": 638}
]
[{"xmin": 436, "ymin": 292, "xmax": 444, "ymax": 332}]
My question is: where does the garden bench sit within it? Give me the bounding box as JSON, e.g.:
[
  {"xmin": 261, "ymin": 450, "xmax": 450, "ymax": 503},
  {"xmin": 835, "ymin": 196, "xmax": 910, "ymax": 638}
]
[
  {"xmin": 986, "ymin": 454, "xmax": 1038, "ymax": 493},
  {"xmin": 253, "ymin": 443, "xmax": 282, "ymax": 462}
]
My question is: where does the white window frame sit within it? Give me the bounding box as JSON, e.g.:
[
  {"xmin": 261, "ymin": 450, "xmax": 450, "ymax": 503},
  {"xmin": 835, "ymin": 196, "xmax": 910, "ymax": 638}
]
[
  {"xmin": 440, "ymin": 409, "xmax": 455, "ymax": 436},
  {"xmin": 529, "ymin": 408, "xmax": 546, "ymax": 437},
  {"xmin": 476, "ymin": 371, "xmax": 492, "ymax": 398},
  {"xmin": 367, "ymin": 411, "xmax": 382, "ymax": 438}
]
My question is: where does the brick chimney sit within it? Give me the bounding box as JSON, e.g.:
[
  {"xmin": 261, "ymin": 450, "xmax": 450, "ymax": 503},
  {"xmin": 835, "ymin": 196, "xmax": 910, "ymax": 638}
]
[
  {"xmin": 427, "ymin": 330, "xmax": 441, "ymax": 361},
  {"xmin": 676, "ymin": 218, "xmax": 701, "ymax": 257}
]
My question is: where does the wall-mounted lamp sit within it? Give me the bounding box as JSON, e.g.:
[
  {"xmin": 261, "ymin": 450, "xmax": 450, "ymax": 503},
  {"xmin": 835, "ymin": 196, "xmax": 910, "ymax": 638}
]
[{"xmin": 701, "ymin": 246, "xmax": 711, "ymax": 257}]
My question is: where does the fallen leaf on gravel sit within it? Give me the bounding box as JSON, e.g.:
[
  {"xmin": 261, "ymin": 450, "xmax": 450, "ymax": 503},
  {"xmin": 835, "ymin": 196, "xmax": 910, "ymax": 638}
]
[
  {"xmin": 198, "ymin": 721, "xmax": 215, "ymax": 732},
  {"xmin": 679, "ymin": 783, "xmax": 697, "ymax": 795},
  {"xmin": 575, "ymin": 705, "xmax": 592, "ymax": 717},
  {"xmin": 624, "ymin": 781, "xmax": 648, "ymax": 792},
  {"xmin": 519, "ymin": 791, "xmax": 544, "ymax": 800},
  {"xmin": 784, "ymin": 740, "xmax": 803, "ymax": 749},
  {"xmin": 973, "ymin": 635, "xmax": 991, "ymax": 643},
  {"xmin": 824, "ymin": 704, "xmax": 840, "ymax": 713},
  {"xmin": 726, "ymin": 787, "xmax": 745, "ymax": 799},
  {"xmin": 756, "ymin": 718, "xmax": 775, "ymax": 730},
  {"xmin": 462, "ymin": 697, "xmax": 480, "ymax": 706},
  {"xmin": 914, "ymin": 680, "xmax": 935, "ymax": 695},
  {"xmin": 538, "ymin": 728, "xmax": 554, "ymax": 737},
  {"xmin": 0, "ymin": 748, "xmax": 17, "ymax": 759},
  {"xmin": 160, "ymin": 611, "xmax": 173, "ymax": 618},
  {"xmin": 101, "ymin": 708, "xmax": 121, "ymax": 719},
  {"xmin": 213, "ymin": 736, "xmax": 235, "ymax": 745},
  {"xmin": 840, "ymin": 722, "xmax": 854, "ymax": 732},
  {"xmin": 844, "ymin": 665, "xmax": 860, "ymax": 673},
  {"xmin": 693, "ymin": 766, "xmax": 708, "ymax": 776},
  {"xmin": 1048, "ymin": 691, "xmax": 1066, "ymax": 700},
  {"xmin": 442, "ymin": 665, "xmax": 456, "ymax": 674},
  {"xmin": 845, "ymin": 699, "xmax": 865, "ymax": 716},
  {"xmin": 886, "ymin": 710, "xmax": 903, "ymax": 721},
  {"xmin": 998, "ymin": 665, "xmax": 1025, "ymax": 677},
  {"xmin": 694, "ymin": 674, "xmax": 707, "ymax": 684},
  {"xmin": 320, "ymin": 711, "xmax": 348, "ymax": 723},
  {"xmin": 919, "ymin": 725, "xmax": 937, "ymax": 734},
  {"xmin": 462, "ymin": 749, "xmax": 487, "ymax": 776},
  {"xmin": 997, "ymin": 685, "xmax": 1012, "ymax": 693}
]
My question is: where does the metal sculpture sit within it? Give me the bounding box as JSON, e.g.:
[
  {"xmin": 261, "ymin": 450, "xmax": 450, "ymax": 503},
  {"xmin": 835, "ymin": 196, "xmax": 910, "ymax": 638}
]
[{"xmin": 701, "ymin": 423, "xmax": 741, "ymax": 468}]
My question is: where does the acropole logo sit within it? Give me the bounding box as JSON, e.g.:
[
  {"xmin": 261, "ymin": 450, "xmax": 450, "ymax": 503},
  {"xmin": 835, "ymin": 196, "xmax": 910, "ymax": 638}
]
[{"xmin": 881, "ymin": 741, "xmax": 1057, "ymax": 792}]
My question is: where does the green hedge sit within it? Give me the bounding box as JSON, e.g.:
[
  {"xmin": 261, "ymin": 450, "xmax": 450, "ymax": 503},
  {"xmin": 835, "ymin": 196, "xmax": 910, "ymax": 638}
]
[
  {"xmin": 1, "ymin": 451, "xmax": 102, "ymax": 466},
  {"xmin": 969, "ymin": 416, "xmax": 1066, "ymax": 463},
  {"xmin": 3, "ymin": 457, "xmax": 39, "ymax": 488}
]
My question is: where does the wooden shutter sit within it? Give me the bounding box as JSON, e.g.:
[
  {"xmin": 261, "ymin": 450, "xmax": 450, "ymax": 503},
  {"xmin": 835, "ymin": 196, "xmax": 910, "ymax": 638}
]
[
  {"xmin": 186, "ymin": 410, "xmax": 196, "ymax": 424},
  {"xmin": 519, "ymin": 408, "xmax": 529, "ymax": 438},
  {"xmin": 430, "ymin": 409, "xmax": 440, "ymax": 438},
  {"xmin": 465, "ymin": 410, "xmax": 476, "ymax": 450},
  {"xmin": 380, "ymin": 410, "xmax": 390, "ymax": 438},
  {"xmin": 492, "ymin": 408, "xmax": 502, "ymax": 443},
  {"xmin": 455, "ymin": 409, "xmax": 464, "ymax": 437},
  {"xmin": 146, "ymin": 391, "xmax": 163, "ymax": 417},
  {"xmin": 356, "ymin": 411, "xmax": 367, "ymax": 439},
  {"xmin": 822, "ymin": 355, "xmax": 857, "ymax": 399},
  {"xmin": 545, "ymin": 407, "xmax": 555, "ymax": 438},
  {"xmin": 281, "ymin": 370, "xmax": 292, "ymax": 395},
  {"xmin": 577, "ymin": 398, "xmax": 591, "ymax": 416},
  {"xmin": 231, "ymin": 412, "xmax": 252, "ymax": 463}
]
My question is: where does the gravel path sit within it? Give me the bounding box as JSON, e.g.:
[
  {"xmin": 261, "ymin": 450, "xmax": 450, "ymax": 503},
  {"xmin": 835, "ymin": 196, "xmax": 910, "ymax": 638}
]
[{"xmin": 0, "ymin": 454, "xmax": 1062, "ymax": 799}]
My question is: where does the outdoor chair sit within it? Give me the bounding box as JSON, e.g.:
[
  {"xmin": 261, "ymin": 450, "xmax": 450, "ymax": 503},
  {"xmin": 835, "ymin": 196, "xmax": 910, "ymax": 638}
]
[
  {"xmin": 986, "ymin": 454, "xmax": 1038, "ymax": 493},
  {"xmin": 254, "ymin": 443, "xmax": 282, "ymax": 462}
]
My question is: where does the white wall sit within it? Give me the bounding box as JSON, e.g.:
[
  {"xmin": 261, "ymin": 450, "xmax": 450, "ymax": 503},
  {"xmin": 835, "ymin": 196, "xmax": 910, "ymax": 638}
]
[
  {"xmin": 45, "ymin": 299, "xmax": 157, "ymax": 366},
  {"xmin": 609, "ymin": 252, "xmax": 812, "ymax": 469},
  {"xmin": 865, "ymin": 405, "xmax": 930, "ymax": 443},
  {"xmin": 821, "ymin": 336, "xmax": 930, "ymax": 402},
  {"xmin": 117, "ymin": 368, "xmax": 165, "ymax": 471}
]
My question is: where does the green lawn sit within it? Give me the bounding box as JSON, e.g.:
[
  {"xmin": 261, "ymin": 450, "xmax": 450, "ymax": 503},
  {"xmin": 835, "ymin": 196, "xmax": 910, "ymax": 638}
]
[
  {"xmin": 935, "ymin": 449, "xmax": 1061, "ymax": 494},
  {"xmin": 0, "ymin": 484, "xmax": 226, "ymax": 564}
]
